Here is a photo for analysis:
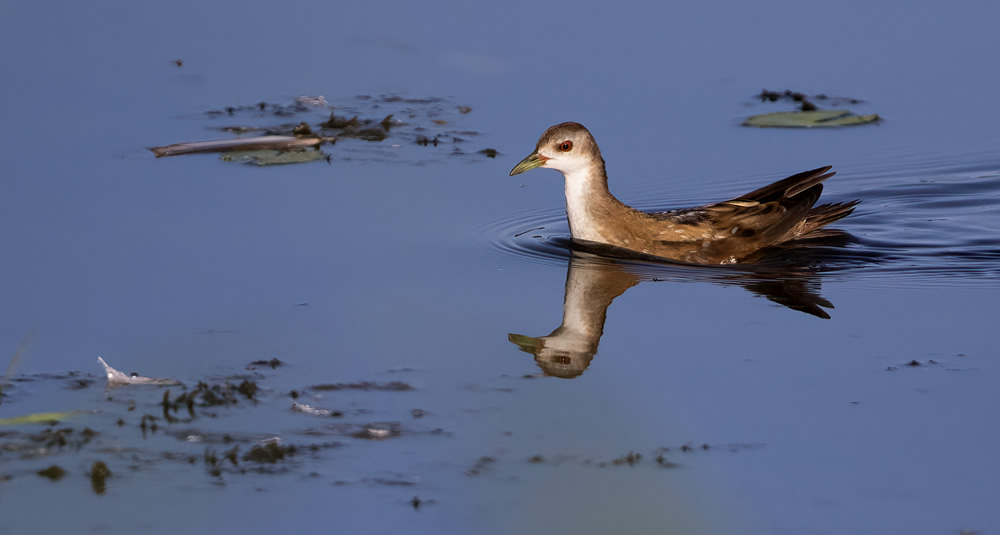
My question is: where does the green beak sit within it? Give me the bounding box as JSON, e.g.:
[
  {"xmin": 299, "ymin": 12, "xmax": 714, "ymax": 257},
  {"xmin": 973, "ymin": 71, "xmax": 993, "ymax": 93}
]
[
  {"xmin": 509, "ymin": 151, "xmax": 547, "ymax": 176},
  {"xmin": 508, "ymin": 333, "xmax": 543, "ymax": 354}
]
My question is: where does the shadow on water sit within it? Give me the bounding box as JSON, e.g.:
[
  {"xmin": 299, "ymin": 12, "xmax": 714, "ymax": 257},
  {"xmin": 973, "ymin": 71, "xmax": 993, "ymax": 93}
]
[{"xmin": 507, "ymin": 236, "xmax": 875, "ymax": 378}]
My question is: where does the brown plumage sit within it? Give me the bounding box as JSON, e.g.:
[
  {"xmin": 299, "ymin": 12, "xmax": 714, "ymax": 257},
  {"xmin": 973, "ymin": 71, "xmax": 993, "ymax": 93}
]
[{"xmin": 510, "ymin": 122, "xmax": 859, "ymax": 264}]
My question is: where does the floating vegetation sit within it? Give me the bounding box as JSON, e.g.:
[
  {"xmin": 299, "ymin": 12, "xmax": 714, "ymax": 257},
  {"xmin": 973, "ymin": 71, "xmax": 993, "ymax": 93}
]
[
  {"xmin": 520, "ymin": 442, "xmax": 764, "ymax": 471},
  {"xmin": 37, "ymin": 465, "xmax": 67, "ymax": 481},
  {"xmin": 756, "ymin": 89, "xmax": 864, "ymax": 109},
  {"xmin": 0, "ymin": 352, "xmax": 752, "ymax": 500},
  {"xmin": 89, "ymin": 461, "xmax": 111, "ymax": 494},
  {"xmin": 0, "ymin": 411, "xmax": 81, "ymax": 426},
  {"xmin": 309, "ymin": 381, "xmax": 413, "ymax": 392},
  {"xmin": 333, "ymin": 475, "xmax": 420, "ymax": 487},
  {"xmin": 201, "ymin": 440, "xmax": 340, "ymax": 477},
  {"xmin": 159, "ymin": 379, "xmax": 260, "ymax": 423},
  {"xmin": 248, "ymin": 358, "xmax": 283, "ymax": 369},
  {"xmin": 30, "ymin": 427, "xmax": 98, "ymax": 450},
  {"xmin": 465, "ymin": 456, "xmax": 496, "ymax": 476},
  {"xmin": 654, "ymin": 452, "xmax": 679, "ymax": 468},
  {"xmin": 887, "ymin": 358, "xmax": 940, "ymax": 371},
  {"xmin": 606, "ymin": 451, "xmax": 642, "ymax": 467},
  {"xmin": 743, "ymin": 89, "xmax": 880, "ymax": 128},
  {"xmin": 150, "ymin": 95, "xmax": 488, "ymax": 166},
  {"xmin": 744, "ymin": 110, "xmax": 880, "ymax": 128},
  {"xmin": 243, "ymin": 441, "xmax": 297, "ymax": 464},
  {"xmin": 0, "ymin": 357, "xmax": 449, "ymax": 494}
]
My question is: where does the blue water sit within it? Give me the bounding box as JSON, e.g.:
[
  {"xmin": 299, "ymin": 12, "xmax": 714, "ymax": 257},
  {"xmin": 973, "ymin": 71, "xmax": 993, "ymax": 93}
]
[{"xmin": 1, "ymin": 1, "xmax": 999, "ymax": 534}]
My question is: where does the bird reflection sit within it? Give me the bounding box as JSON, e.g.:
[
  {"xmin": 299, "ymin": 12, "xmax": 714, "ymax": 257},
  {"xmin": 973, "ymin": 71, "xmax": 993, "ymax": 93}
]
[
  {"xmin": 509, "ymin": 239, "xmax": 854, "ymax": 378},
  {"xmin": 508, "ymin": 255, "xmax": 639, "ymax": 378}
]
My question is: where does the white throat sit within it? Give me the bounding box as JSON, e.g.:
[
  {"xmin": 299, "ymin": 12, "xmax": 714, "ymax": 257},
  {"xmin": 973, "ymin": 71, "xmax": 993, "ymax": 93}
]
[{"xmin": 561, "ymin": 165, "xmax": 607, "ymax": 242}]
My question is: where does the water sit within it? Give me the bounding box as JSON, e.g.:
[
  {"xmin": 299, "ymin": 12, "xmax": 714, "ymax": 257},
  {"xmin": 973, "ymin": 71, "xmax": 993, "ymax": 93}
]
[{"xmin": 2, "ymin": 1, "xmax": 999, "ymax": 533}]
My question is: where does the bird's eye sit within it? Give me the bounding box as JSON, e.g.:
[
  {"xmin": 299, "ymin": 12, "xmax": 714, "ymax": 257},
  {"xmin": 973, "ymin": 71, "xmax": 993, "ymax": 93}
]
[{"xmin": 558, "ymin": 141, "xmax": 573, "ymax": 152}]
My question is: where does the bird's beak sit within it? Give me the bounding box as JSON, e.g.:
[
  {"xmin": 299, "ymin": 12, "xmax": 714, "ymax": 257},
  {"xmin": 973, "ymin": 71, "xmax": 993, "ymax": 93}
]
[{"xmin": 509, "ymin": 151, "xmax": 548, "ymax": 176}]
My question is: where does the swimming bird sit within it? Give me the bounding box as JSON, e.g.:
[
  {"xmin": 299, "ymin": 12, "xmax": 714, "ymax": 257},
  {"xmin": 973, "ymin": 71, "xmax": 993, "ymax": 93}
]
[{"xmin": 510, "ymin": 122, "xmax": 859, "ymax": 264}]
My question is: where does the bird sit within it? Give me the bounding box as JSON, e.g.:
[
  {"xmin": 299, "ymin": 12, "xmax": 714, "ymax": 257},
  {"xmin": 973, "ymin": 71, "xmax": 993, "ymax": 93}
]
[{"xmin": 509, "ymin": 122, "xmax": 859, "ymax": 265}]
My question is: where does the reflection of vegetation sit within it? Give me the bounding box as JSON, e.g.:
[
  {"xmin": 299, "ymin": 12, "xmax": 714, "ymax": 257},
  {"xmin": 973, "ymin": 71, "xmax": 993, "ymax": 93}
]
[{"xmin": 220, "ymin": 148, "xmax": 328, "ymax": 166}]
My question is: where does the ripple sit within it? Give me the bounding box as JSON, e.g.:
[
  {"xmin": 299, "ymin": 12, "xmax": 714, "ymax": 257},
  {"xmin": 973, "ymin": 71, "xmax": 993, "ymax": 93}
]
[
  {"xmin": 481, "ymin": 164, "xmax": 1000, "ymax": 290},
  {"xmin": 476, "ymin": 205, "xmax": 572, "ymax": 266}
]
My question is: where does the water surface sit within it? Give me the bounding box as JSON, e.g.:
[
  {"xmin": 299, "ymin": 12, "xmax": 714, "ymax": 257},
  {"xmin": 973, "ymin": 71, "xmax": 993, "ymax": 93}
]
[{"xmin": 1, "ymin": 1, "xmax": 999, "ymax": 534}]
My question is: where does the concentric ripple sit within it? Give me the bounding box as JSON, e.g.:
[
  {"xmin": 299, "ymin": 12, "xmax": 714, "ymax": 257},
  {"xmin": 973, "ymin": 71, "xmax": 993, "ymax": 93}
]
[{"xmin": 480, "ymin": 163, "xmax": 1000, "ymax": 289}]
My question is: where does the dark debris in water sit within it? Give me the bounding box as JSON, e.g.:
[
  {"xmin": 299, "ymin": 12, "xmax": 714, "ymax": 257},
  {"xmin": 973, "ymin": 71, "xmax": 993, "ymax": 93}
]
[
  {"xmin": 465, "ymin": 456, "xmax": 496, "ymax": 476},
  {"xmin": 202, "ymin": 441, "xmax": 340, "ymax": 477},
  {"xmin": 28, "ymin": 426, "xmax": 98, "ymax": 451},
  {"xmin": 654, "ymin": 453, "xmax": 679, "ymax": 469},
  {"xmin": 0, "ymin": 364, "xmax": 455, "ymax": 493},
  {"xmin": 757, "ymin": 89, "xmax": 863, "ymax": 110},
  {"xmin": 158, "ymin": 380, "xmax": 259, "ymax": 423},
  {"xmin": 522, "ymin": 442, "xmax": 762, "ymax": 471},
  {"xmin": 89, "ymin": 460, "xmax": 111, "ymax": 495},
  {"xmin": 0, "ymin": 362, "xmax": 765, "ymax": 498},
  {"xmin": 66, "ymin": 378, "xmax": 95, "ymax": 390},
  {"xmin": 243, "ymin": 442, "xmax": 297, "ymax": 464},
  {"xmin": 745, "ymin": 89, "xmax": 879, "ymax": 128},
  {"xmin": 309, "ymin": 381, "xmax": 413, "ymax": 392},
  {"xmin": 333, "ymin": 475, "xmax": 420, "ymax": 487},
  {"xmin": 607, "ymin": 451, "xmax": 642, "ymax": 467},
  {"xmin": 154, "ymin": 95, "xmax": 485, "ymax": 166},
  {"xmin": 887, "ymin": 358, "xmax": 941, "ymax": 371},
  {"xmin": 36, "ymin": 465, "xmax": 67, "ymax": 481},
  {"xmin": 248, "ymin": 358, "xmax": 283, "ymax": 370}
]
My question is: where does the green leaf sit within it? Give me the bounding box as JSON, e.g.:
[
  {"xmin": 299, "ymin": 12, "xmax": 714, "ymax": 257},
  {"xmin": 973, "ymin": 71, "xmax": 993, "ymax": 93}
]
[
  {"xmin": 0, "ymin": 411, "xmax": 81, "ymax": 426},
  {"xmin": 743, "ymin": 110, "xmax": 880, "ymax": 128}
]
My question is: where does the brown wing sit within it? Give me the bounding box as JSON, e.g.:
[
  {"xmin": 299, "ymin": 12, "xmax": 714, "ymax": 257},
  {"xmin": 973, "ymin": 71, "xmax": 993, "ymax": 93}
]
[
  {"xmin": 704, "ymin": 183, "xmax": 823, "ymax": 249},
  {"xmin": 735, "ymin": 166, "xmax": 835, "ymax": 203},
  {"xmin": 706, "ymin": 166, "xmax": 835, "ymax": 242},
  {"xmin": 650, "ymin": 167, "xmax": 835, "ymax": 262}
]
